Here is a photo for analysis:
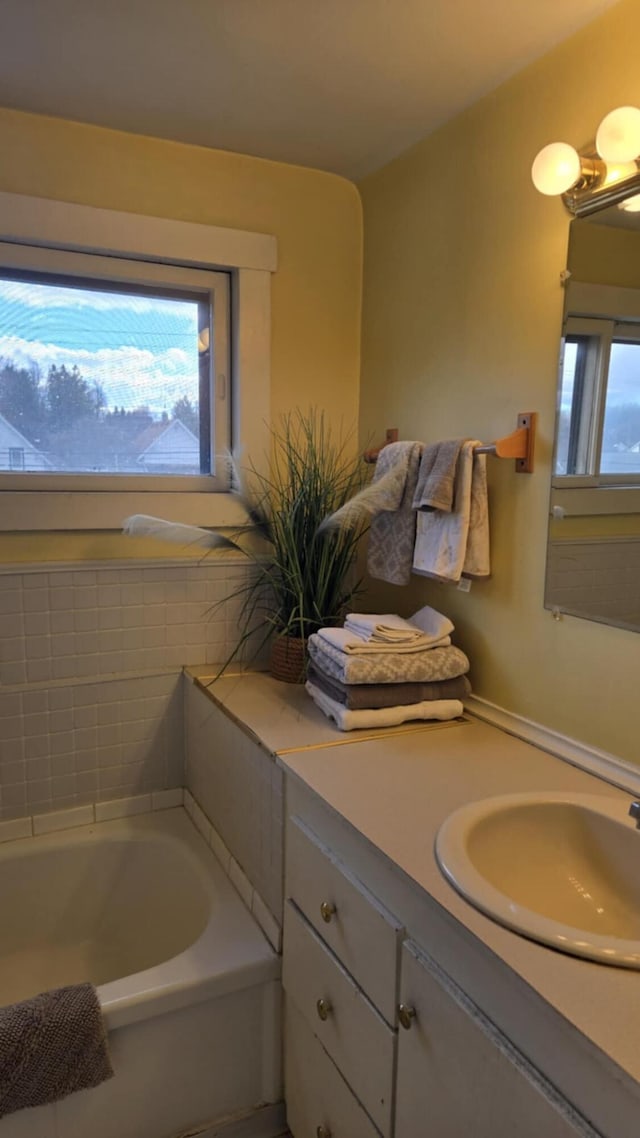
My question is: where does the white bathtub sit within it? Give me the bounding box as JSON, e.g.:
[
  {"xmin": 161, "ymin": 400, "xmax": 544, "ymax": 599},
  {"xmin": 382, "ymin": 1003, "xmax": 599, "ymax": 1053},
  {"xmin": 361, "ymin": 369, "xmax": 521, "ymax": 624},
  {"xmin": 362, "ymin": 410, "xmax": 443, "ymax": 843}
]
[{"xmin": 0, "ymin": 808, "xmax": 282, "ymax": 1138}]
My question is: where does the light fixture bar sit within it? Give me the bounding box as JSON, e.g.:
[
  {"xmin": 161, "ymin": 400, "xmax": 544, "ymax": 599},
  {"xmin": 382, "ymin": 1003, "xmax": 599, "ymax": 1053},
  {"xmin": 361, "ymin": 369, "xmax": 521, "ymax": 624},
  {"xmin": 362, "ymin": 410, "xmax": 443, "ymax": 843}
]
[{"xmin": 562, "ymin": 152, "xmax": 640, "ymax": 216}]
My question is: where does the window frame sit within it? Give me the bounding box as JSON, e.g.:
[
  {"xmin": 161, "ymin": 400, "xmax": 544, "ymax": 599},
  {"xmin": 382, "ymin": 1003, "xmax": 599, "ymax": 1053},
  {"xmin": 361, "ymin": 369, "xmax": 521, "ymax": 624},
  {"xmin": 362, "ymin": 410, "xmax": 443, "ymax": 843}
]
[
  {"xmin": 0, "ymin": 242, "xmax": 231, "ymax": 491},
  {"xmin": 0, "ymin": 190, "xmax": 276, "ymax": 531}
]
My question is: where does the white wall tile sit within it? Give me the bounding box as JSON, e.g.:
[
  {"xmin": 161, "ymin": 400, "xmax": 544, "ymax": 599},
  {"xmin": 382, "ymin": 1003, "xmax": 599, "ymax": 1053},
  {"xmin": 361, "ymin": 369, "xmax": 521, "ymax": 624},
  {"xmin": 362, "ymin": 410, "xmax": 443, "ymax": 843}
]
[
  {"xmin": 33, "ymin": 804, "xmax": 95, "ymax": 835},
  {"xmin": 95, "ymin": 794, "xmax": 152, "ymax": 821},
  {"xmin": 0, "ymin": 559, "xmax": 255, "ymax": 822}
]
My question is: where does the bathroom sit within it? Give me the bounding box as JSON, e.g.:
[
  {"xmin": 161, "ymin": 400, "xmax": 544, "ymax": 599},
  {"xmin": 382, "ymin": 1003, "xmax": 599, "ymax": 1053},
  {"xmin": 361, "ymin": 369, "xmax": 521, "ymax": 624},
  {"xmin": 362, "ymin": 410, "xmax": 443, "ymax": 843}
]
[{"xmin": 0, "ymin": 0, "xmax": 638, "ymax": 1135}]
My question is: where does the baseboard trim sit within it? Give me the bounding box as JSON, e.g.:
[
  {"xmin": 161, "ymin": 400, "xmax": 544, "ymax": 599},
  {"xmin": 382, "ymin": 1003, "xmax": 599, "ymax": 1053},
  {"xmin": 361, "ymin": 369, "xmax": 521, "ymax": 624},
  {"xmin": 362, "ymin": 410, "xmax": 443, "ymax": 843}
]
[
  {"xmin": 464, "ymin": 694, "xmax": 640, "ymax": 797},
  {"xmin": 179, "ymin": 1101, "xmax": 287, "ymax": 1138}
]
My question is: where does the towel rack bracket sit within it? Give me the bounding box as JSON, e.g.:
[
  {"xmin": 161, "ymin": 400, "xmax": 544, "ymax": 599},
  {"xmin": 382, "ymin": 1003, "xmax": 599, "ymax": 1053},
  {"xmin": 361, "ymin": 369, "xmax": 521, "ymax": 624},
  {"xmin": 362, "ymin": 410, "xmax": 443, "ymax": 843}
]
[{"xmin": 514, "ymin": 411, "xmax": 536, "ymax": 474}]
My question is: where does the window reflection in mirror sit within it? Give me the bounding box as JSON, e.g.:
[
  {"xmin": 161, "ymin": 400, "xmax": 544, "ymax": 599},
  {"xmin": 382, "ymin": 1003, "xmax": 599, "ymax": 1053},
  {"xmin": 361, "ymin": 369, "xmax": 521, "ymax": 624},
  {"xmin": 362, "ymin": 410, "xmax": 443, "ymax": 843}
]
[{"xmin": 545, "ymin": 204, "xmax": 640, "ymax": 632}]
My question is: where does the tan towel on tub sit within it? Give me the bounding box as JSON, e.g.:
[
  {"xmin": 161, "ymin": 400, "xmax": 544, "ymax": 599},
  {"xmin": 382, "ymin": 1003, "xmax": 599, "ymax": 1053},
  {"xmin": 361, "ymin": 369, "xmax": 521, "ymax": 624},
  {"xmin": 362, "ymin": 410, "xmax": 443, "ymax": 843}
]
[
  {"xmin": 0, "ymin": 983, "xmax": 113, "ymax": 1118},
  {"xmin": 308, "ymin": 633, "xmax": 470, "ymax": 685}
]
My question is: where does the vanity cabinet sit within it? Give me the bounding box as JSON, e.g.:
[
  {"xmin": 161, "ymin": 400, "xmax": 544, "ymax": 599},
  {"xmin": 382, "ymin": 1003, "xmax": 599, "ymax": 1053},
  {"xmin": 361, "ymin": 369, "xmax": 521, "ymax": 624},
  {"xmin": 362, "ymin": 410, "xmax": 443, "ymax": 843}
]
[
  {"xmin": 396, "ymin": 940, "xmax": 596, "ymax": 1138},
  {"xmin": 282, "ymin": 791, "xmax": 601, "ymax": 1138}
]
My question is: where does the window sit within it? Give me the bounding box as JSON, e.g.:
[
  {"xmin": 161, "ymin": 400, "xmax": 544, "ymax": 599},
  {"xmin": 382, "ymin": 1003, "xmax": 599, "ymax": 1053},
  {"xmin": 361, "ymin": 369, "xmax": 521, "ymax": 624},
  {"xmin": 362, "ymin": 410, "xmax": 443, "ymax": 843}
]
[
  {"xmin": 0, "ymin": 190, "xmax": 275, "ymax": 530},
  {"xmin": 556, "ymin": 316, "xmax": 640, "ymax": 485},
  {"xmin": 0, "ymin": 244, "xmax": 230, "ymax": 488},
  {"xmin": 8, "ymin": 447, "xmax": 24, "ymax": 470}
]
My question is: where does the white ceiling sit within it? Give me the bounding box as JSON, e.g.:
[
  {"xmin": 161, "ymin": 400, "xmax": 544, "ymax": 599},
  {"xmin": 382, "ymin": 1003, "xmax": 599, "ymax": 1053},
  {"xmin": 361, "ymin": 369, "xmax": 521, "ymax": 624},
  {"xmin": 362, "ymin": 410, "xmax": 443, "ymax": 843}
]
[{"xmin": 0, "ymin": 0, "xmax": 621, "ymax": 181}]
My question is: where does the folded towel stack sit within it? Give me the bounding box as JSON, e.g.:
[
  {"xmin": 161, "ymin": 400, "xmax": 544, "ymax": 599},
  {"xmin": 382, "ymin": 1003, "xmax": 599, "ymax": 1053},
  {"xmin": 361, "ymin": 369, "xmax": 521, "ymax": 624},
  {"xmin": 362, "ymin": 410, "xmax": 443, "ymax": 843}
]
[{"xmin": 306, "ymin": 605, "xmax": 470, "ymax": 731}]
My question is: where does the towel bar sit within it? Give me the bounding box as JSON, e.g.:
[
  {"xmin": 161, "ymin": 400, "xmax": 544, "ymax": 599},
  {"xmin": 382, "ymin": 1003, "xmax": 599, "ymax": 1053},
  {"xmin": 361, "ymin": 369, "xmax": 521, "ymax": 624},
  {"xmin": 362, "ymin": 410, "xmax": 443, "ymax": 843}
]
[{"xmin": 363, "ymin": 413, "xmax": 537, "ymax": 474}]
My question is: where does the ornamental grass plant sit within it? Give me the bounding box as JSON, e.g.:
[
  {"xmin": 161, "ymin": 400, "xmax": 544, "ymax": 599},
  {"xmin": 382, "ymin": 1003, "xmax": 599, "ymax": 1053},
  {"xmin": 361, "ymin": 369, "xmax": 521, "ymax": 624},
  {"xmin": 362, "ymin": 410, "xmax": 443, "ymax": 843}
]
[
  {"xmin": 220, "ymin": 409, "xmax": 368, "ymax": 672},
  {"xmin": 124, "ymin": 410, "xmax": 370, "ymax": 677}
]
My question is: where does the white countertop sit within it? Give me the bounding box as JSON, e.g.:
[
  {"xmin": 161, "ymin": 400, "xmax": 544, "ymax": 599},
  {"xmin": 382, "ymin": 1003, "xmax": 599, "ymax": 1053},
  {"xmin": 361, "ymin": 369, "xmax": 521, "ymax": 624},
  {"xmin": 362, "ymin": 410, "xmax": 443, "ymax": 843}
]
[{"xmin": 190, "ymin": 668, "xmax": 640, "ymax": 1116}]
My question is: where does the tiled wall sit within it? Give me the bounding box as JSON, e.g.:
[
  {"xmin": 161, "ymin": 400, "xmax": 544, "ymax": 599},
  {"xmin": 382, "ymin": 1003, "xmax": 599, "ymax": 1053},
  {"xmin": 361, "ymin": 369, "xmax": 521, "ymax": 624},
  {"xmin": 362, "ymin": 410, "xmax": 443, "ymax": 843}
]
[
  {"xmin": 184, "ymin": 678, "xmax": 284, "ymax": 923},
  {"xmin": 546, "ymin": 537, "xmax": 640, "ymax": 628},
  {"xmin": 0, "ymin": 558, "xmax": 258, "ymax": 822}
]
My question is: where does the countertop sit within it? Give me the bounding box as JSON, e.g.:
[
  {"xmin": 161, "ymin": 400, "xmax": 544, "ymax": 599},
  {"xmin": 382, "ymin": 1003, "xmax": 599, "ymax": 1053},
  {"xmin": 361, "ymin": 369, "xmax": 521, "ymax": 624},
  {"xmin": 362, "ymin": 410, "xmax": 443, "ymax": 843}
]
[{"xmin": 188, "ymin": 667, "xmax": 640, "ymax": 1127}]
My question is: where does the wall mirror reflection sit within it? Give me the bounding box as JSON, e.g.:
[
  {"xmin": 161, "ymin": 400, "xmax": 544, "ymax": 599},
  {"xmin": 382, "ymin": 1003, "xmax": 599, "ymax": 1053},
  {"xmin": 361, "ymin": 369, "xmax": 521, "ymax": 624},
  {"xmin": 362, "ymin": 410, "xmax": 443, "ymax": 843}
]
[{"xmin": 545, "ymin": 203, "xmax": 640, "ymax": 632}]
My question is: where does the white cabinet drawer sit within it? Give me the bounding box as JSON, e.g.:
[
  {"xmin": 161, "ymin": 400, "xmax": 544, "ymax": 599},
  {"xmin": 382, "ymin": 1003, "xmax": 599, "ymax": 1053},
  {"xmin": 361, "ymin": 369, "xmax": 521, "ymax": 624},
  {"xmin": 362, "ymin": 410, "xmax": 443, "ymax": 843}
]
[
  {"xmin": 283, "ymin": 901, "xmax": 395, "ymax": 1137},
  {"xmin": 285, "ymin": 997, "xmax": 381, "ymax": 1138},
  {"xmin": 396, "ymin": 941, "xmax": 599, "ymax": 1138},
  {"xmin": 286, "ymin": 816, "xmax": 403, "ymax": 1024}
]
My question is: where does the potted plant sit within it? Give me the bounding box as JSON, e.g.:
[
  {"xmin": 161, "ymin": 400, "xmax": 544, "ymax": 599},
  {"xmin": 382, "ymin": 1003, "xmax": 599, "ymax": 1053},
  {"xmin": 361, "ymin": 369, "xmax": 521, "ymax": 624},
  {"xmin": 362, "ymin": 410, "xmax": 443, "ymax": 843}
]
[{"xmin": 124, "ymin": 409, "xmax": 368, "ymax": 681}]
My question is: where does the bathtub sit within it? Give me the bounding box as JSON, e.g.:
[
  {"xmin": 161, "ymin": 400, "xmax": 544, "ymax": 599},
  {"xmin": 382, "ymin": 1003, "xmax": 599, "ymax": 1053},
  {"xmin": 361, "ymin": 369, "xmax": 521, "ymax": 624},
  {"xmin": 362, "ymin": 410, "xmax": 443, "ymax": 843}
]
[{"xmin": 0, "ymin": 808, "xmax": 282, "ymax": 1138}]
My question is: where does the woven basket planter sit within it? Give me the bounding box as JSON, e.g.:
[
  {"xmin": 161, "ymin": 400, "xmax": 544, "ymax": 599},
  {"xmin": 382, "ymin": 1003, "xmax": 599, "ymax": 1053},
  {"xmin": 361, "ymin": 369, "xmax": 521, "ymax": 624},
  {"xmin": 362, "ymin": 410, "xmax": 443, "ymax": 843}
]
[{"xmin": 270, "ymin": 635, "xmax": 307, "ymax": 684}]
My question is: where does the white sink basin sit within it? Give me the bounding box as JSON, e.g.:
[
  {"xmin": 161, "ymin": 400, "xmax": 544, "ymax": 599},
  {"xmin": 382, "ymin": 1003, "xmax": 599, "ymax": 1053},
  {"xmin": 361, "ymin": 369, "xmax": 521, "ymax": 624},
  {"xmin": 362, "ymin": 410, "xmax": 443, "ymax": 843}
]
[{"xmin": 435, "ymin": 791, "xmax": 640, "ymax": 968}]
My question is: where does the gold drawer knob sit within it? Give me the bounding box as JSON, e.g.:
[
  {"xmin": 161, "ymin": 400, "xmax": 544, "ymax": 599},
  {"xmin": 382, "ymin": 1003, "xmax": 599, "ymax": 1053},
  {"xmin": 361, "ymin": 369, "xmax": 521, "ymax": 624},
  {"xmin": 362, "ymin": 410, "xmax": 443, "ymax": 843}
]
[
  {"xmin": 316, "ymin": 997, "xmax": 332, "ymax": 1021},
  {"xmin": 320, "ymin": 900, "xmax": 336, "ymax": 923},
  {"xmin": 316, "ymin": 1127, "xmax": 333, "ymax": 1138},
  {"xmin": 398, "ymin": 1003, "xmax": 416, "ymax": 1030}
]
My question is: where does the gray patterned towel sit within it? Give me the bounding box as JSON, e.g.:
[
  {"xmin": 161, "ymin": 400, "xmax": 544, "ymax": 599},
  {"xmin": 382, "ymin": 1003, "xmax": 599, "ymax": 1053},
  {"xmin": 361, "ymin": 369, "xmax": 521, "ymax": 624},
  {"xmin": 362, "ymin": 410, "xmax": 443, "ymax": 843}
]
[
  {"xmin": 367, "ymin": 441, "xmax": 424, "ymax": 585},
  {"xmin": 319, "ymin": 441, "xmax": 422, "ymax": 586},
  {"xmin": 308, "ymin": 634, "xmax": 470, "ymax": 685},
  {"xmin": 0, "ymin": 983, "xmax": 114, "ymax": 1118}
]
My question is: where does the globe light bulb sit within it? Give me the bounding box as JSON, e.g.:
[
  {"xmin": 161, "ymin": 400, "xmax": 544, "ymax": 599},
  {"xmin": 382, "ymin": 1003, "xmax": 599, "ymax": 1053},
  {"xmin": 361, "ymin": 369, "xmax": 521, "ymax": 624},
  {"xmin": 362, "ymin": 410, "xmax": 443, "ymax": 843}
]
[
  {"xmin": 531, "ymin": 143, "xmax": 581, "ymax": 196},
  {"xmin": 603, "ymin": 160, "xmax": 638, "ymax": 186},
  {"xmin": 596, "ymin": 106, "xmax": 640, "ymax": 163}
]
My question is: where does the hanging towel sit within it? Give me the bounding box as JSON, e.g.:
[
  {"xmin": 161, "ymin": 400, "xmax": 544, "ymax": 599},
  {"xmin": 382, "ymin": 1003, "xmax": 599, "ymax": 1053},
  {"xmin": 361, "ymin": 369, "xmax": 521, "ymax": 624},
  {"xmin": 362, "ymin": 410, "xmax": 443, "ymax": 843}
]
[
  {"xmin": 0, "ymin": 983, "xmax": 113, "ymax": 1119},
  {"xmin": 412, "ymin": 441, "xmax": 490, "ymax": 583},
  {"xmin": 306, "ymin": 681, "xmax": 463, "ymax": 731},
  {"xmin": 461, "ymin": 446, "xmax": 490, "ymax": 579},
  {"xmin": 365, "ymin": 441, "xmax": 423, "ymax": 586},
  {"xmin": 412, "ymin": 439, "xmax": 465, "ymax": 512},
  {"xmin": 307, "ymin": 662, "xmax": 471, "ymax": 710},
  {"xmin": 308, "ymin": 634, "xmax": 470, "ymax": 685},
  {"xmin": 317, "ymin": 626, "xmax": 451, "ymax": 656}
]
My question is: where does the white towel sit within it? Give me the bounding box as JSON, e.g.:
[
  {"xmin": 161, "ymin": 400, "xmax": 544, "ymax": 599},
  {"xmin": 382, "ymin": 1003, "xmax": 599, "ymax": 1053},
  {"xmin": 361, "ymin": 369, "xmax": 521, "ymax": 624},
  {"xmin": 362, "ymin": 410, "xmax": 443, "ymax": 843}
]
[
  {"xmin": 408, "ymin": 605, "xmax": 455, "ymax": 640},
  {"xmin": 412, "ymin": 441, "xmax": 490, "ymax": 583},
  {"xmin": 344, "ymin": 613, "xmax": 427, "ymax": 644},
  {"xmin": 306, "ymin": 681, "xmax": 463, "ymax": 731},
  {"xmin": 317, "ymin": 626, "xmax": 452, "ymax": 656}
]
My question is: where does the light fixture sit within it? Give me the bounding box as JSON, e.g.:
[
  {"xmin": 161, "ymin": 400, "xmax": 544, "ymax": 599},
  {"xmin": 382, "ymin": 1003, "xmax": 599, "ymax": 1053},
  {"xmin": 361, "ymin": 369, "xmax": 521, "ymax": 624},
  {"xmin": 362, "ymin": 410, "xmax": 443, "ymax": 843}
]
[
  {"xmin": 531, "ymin": 106, "xmax": 640, "ymax": 216},
  {"xmin": 595, "ymin": 106, "xmax": 640, "ymax": 163},
  {"xmin": 531, "ymin": 143, "xmax": 581, "ymax": 196}
]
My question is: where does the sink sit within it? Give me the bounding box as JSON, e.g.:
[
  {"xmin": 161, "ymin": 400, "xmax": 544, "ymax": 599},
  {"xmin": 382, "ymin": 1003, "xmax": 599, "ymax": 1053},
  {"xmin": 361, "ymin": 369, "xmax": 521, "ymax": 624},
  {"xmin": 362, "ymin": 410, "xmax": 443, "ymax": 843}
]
[{"xmin": 435, "ymin": 791, "xmax": 640, "ymax": 968}]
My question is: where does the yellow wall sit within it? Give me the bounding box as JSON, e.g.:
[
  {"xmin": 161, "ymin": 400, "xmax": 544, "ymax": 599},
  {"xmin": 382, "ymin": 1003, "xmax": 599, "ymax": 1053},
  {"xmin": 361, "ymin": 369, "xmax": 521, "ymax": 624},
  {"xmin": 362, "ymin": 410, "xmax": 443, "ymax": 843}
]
[
  {"xmin": 358, "ymin": 0, "xmax": 638, "ymax": 762},
  {"xmin": 0, "ymin": 108, "xmax": 362, "ymax": 562}
]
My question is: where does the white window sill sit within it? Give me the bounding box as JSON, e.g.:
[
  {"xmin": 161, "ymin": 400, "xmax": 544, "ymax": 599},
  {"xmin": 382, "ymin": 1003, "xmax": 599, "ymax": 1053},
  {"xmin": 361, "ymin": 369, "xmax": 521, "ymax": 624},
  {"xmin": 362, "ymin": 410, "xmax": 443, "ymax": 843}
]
[{"xmin": 0, "ymin": 490, "xmax": 252, "ymax": 531}]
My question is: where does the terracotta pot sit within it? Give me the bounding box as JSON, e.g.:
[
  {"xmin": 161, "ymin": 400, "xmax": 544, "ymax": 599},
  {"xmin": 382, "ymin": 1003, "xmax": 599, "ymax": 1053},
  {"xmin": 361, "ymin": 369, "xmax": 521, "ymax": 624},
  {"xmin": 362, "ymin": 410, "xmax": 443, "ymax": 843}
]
[{"xmin": 270, "ymin": 635, "xmax": 307, "ymax": 684}]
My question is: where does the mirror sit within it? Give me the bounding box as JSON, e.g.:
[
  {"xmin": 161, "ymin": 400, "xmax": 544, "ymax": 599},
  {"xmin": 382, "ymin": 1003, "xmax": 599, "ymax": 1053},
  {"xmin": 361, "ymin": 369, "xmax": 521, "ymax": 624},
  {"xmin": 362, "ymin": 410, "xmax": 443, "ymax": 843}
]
[{"xmin": 544, "ymin": 203, "xmax": 640, "ymax": 632}]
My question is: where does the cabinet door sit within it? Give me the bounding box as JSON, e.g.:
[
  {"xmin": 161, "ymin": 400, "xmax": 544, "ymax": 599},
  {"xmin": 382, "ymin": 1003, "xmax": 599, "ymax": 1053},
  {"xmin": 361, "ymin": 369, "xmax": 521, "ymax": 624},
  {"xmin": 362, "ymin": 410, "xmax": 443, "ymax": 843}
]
[
  {"xmin": 285, "ymin": 998, "xmax": 382, "ymax": 1138},
  {"xmin": 396, "ymin": 942, "xmax": 599, "ymax": 1138}
]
